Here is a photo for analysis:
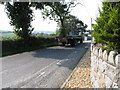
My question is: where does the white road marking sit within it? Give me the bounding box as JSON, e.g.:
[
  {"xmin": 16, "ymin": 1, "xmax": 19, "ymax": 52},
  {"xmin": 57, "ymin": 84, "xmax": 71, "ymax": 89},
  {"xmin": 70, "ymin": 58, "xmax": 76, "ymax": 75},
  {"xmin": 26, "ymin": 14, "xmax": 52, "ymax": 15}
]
[
  {"xmin": 40, "ymin": 72, "xmax": 45, "ymax": 75},
  {"xmin": 56, "ymin": 60, "xmax": 62, "ymax": 65},
  {"xmin": 10, "ymin": 60, "xmax": 58, "ymax": 87},
  {"xmin": 35, "ymin": 72, "xmax": 46, "ymax": 79},
  {"xmin": 56, "ymin": 59, "xmax": 69, "ymax": 65},
  {"xmin": 56, "ymin": 62, "xmax": 61, "ymax": 65}
]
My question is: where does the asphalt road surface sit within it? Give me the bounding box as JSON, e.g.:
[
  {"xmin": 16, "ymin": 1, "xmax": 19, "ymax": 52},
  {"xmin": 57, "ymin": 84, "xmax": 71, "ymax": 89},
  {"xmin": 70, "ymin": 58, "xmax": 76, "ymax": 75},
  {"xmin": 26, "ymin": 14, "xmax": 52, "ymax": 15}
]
[{"xmin": 1, "ymin": 41, "xmax": 90, "ymax": 88}]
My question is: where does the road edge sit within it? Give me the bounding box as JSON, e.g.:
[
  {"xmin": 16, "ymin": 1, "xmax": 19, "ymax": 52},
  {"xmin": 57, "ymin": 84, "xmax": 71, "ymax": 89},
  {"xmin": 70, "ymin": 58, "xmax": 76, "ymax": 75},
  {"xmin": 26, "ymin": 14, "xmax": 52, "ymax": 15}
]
[{"xmin": 60, "ymin": 46, "xmax": 90, "ymax": 88}]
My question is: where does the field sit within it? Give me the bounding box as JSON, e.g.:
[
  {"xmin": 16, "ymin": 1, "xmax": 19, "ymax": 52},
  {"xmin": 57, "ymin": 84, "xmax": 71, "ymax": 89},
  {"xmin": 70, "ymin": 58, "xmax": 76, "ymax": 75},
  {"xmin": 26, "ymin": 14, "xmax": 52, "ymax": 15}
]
[
  {"xmin": 0, "ymin": 30, "xmax": 58, "ymax": 57},
  {"xmin": 0, "ymin": 30, "xmax": 55, "ymax": 39},
  {"xmin": 0, "ymin": 31, "xmax": 16, "ymax": 39}
]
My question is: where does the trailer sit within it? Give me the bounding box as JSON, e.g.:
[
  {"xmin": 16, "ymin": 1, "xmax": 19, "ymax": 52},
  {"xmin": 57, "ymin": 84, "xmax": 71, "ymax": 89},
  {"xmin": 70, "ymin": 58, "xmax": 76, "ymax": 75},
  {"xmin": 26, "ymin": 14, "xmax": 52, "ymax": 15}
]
[{"xmin": 57, "ymin": 30, "xmax": 83, "ymax": 46}]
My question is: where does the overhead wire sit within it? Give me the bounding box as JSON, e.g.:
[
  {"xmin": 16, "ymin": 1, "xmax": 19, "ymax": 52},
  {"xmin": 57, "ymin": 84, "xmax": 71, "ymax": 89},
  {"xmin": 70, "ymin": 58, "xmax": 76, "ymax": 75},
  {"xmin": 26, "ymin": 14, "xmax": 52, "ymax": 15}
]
[{"xmin": 81, "ymin": 0, "xmax": 96, "ymax": 21}]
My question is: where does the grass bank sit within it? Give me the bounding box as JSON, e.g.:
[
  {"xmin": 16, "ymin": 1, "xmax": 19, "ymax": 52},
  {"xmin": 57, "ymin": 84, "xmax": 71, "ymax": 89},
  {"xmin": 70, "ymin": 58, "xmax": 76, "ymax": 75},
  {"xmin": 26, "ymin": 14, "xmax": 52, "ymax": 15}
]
[{"xmin": 2, "ymin": 37, "xmax": 58, "ymax": 57}]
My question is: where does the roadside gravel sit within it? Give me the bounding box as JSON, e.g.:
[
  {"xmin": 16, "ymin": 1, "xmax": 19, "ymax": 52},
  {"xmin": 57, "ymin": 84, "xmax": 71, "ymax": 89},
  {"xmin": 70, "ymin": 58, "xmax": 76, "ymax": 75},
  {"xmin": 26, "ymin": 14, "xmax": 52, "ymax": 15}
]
[{"xmin": 63, "ymin": 48, "xmax": 93, "ymax": 88}]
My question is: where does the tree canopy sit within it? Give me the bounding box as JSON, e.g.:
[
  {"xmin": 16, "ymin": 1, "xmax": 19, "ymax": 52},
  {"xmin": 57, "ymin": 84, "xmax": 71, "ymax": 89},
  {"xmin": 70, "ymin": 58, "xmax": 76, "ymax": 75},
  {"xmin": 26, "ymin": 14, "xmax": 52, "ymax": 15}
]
[
  {"xmin": 38, "ymin": 1, "xmax": 80, "ymax": 36},
  {"xmin": 3, "ymin": 1, "xmax": 87, "ymax": 39},
  {"xmin": 63, "ymin": 15, "xmax": 87, "ymax": 34},
  {"xmin": 5, "ymin": 2, "xmax": 34, "ymax": 39},
  {"xmin": 92, "ymin": 2, "xmax": 120, "ymax": 53}
]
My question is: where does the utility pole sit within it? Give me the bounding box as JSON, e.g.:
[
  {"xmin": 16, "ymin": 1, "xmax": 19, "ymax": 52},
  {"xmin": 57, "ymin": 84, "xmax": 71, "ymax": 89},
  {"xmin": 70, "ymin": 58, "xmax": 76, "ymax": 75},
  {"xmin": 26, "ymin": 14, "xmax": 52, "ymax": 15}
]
[{"xmin": 91, "ymin": 18, "xmax": 92, "ymax": 31}]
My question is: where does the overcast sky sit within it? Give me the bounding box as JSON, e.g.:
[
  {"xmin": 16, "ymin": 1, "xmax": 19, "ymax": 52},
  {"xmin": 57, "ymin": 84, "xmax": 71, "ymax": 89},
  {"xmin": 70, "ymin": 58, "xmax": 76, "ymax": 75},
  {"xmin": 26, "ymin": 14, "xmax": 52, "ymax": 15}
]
[{"xmin": 0, "ymin": 0, "xmax": 102, "ymax": 32}]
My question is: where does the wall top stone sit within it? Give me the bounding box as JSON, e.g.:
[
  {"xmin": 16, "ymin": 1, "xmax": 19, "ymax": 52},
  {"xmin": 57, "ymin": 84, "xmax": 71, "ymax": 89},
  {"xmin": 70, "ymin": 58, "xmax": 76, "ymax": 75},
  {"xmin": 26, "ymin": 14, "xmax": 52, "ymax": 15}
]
[
  {"xmin": 91, "ymin": 44, "xmax": 94, "ymax": 51},
  {"xmin": 108, "ymin": 51, "xmax": 117, "ymax": 65},
  {"xmin": 103, "ymin": 50, "xmax": 108, "ymax": 61},
  {"xmin": 115, "ymin": 54, "xmax": 120, "ymax": 66},
  {"xmin": 99, "ymin": 48, "xmax": 103, "ymax": 58},
  {"xmin": 94, "ymin": 47, "xmax": 99, "ymax": 56}
]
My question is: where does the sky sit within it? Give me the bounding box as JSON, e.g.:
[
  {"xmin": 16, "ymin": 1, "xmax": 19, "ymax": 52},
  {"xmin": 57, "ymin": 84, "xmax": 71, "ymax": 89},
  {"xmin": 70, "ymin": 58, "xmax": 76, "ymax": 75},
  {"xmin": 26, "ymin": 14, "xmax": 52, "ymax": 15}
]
[{"xmin": 0, "ymin": 0, "xmax": 102, "ymax": 32}]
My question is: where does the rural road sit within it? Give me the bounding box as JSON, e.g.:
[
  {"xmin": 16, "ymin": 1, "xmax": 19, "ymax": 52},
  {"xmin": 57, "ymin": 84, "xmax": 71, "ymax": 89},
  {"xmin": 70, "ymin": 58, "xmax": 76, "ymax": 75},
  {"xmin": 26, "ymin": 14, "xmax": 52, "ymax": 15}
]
[{"xmin": 1, "ymin": 41, "xmax": 90, "ymax": 88}]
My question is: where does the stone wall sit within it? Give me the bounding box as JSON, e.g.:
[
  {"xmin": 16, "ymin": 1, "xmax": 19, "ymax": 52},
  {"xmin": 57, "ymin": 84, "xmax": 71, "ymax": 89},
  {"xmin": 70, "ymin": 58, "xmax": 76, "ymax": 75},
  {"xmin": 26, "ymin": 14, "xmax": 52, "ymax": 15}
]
[{"xmin": 90, "ymin": 44, "xmax": 120, "ymax": 88}]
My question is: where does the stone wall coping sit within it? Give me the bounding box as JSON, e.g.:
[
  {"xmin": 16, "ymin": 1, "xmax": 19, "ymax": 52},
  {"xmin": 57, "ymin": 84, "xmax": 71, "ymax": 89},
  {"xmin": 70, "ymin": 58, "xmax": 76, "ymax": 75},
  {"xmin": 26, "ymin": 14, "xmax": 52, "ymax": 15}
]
[
  {"xmin": 91, "ymin": 44, "xmax": 118, "ymax": 64},
  {"xmin": 91, "ymin": 45, "xmax": 120, "ymax": 88}
]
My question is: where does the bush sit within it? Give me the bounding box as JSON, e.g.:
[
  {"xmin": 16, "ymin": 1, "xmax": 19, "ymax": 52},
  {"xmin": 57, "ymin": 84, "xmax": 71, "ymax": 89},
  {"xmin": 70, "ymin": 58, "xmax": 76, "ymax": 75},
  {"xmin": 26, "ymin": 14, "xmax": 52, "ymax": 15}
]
[
  {"xmin": 92, "ymin": 2, "xmax": 120, "ymax": 53},
  {"xmin": 2, "ymin": 37, "xmax": 57, "ymax": 56}
]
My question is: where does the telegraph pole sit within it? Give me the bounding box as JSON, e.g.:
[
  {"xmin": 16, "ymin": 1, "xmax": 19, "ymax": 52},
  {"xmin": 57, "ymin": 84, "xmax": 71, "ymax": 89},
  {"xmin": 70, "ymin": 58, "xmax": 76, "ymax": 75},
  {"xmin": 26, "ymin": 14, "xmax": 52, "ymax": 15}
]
[{"xmin": 91, "ymin": 18, "xmax": 92, "ymax": 31}]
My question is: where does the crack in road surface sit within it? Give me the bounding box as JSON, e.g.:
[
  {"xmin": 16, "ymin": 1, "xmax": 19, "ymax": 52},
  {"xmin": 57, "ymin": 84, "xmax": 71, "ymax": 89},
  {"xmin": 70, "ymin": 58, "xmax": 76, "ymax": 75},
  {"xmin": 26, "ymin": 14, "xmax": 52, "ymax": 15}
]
[{"xmin": 1, "ymin": 41, "xmax": 90, "ymax": 88}]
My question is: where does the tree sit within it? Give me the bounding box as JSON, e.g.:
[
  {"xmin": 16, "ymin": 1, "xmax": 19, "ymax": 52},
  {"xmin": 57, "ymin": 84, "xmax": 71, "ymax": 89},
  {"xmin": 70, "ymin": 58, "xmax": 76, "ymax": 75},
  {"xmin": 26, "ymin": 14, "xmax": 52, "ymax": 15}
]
[
  {"xmin": 5, "ymin": 2, "xmax": 34, "ymax": 39},
  {"xmin": 63, "ymin": 15, "xmax": 87, "ymax": 35},
  {"xmin": 37, "ymin": 1, "xmax": 79, "ymax": 36},
  {"xmin": 92, "ymin": 2, "xmax": 120, "ymax": 53}
]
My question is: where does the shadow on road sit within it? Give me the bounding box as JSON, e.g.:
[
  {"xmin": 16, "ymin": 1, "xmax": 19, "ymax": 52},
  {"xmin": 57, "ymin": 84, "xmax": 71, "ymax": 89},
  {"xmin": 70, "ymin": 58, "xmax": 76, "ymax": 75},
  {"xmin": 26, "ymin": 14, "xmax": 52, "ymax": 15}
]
[
  {"xmin": 32, "ymin": 43, "xmax": 87, "ymax": 59},
  {"xmin": 32, "ymin": 42, "xmax": 90, "ymax": 70}
]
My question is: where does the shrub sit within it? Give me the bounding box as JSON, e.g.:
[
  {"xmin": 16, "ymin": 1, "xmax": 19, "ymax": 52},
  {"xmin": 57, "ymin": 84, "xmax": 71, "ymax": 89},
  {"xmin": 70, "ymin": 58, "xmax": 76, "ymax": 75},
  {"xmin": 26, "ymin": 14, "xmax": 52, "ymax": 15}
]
[{"xmin": 92, "ymin": 2, "xmax": 120, "ymax": 53}]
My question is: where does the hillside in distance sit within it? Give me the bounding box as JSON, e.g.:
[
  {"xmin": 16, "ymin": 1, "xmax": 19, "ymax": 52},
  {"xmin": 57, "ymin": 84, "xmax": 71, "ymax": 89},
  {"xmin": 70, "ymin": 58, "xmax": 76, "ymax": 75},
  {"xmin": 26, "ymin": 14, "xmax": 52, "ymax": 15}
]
[
  {"xmin": 0, "ymin": 30, "xmax": 55, "ymax": 34},
  {"xmin": 0, "ymin": 30, "xmax": 16, "ymax": 38},
  {"xmin": 0, "ymin": 30, "xmax": 56, "ymax": 39},
  {"xmin": 33, "ymin": 30, "xmax": 55, "ymax": 34}
]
